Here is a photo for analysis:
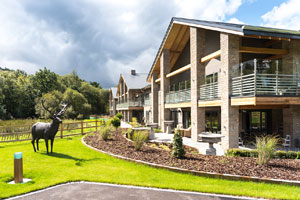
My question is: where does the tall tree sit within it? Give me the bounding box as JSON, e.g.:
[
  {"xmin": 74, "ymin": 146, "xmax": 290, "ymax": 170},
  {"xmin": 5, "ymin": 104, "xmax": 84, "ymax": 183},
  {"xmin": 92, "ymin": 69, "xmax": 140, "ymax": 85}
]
[{"xmin": 32, "ymin": 67, "xmax": 60, "ymax": 96}]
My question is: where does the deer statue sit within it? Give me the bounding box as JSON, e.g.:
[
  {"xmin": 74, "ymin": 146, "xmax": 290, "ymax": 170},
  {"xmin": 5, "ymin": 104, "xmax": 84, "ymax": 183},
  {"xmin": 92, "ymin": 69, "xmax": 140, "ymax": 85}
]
[{"xmin": 31, "ymin": 99, "xmax": 68, "ymax": 154}]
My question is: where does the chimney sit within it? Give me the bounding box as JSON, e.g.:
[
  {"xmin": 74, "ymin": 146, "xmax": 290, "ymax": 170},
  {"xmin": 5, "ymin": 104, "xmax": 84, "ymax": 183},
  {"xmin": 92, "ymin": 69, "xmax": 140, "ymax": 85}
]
[{"xmin": 131, "ymin": 69, "xmax": 136, "ymax": 75}]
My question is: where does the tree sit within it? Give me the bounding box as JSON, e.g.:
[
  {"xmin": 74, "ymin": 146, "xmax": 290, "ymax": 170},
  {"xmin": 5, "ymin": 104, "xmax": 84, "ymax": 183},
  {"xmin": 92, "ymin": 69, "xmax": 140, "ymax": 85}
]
[
  {"xmin": 115, "ymin": 112, "xmax": 123, "ymax": 120},
  {"xmin": 90, "ymin": 81, "xmax": 102, "ymax": 89},
  {"xmin": 35, "ymin": 90, "xmax": 63, "ymax": 119},
  {"xmin": 60, "ymin": 70, "xmax": 82, "ymax": 92},
  {"xmin": 172, "ymin": 129, "xmax": 185, "ymax": 158},
  {"xmin": 109, "ymin": 116, "xmax": 121, "ymax": 139},
  {"xmin": 32, "ymin": 67, "xmax": 60, "ymax": 95},
  {"xmin": 63, "ymin": 88, "xmax": 91, "ymax": 119}
]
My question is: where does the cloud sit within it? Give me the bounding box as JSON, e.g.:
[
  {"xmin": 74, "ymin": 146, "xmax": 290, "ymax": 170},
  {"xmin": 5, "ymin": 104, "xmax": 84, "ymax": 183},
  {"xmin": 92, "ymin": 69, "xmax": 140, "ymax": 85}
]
[
  {"xmin": 227, "ymin": 17, "xmax": 245, "ymax": 24},
  {"xmin": 0, "ymin": 0, "xmax": 243, "ymax": 88},
  {"xmin": 261, "ymin": 0, "xmax": 300, "ymax": 30}
]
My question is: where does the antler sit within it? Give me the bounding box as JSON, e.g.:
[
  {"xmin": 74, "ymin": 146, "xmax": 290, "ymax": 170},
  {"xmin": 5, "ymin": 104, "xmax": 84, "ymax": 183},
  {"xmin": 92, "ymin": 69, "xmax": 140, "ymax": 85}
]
[
  {"xmin": 41, "ymin": 99, "xmax": 54, "ymax": 116},
  {"xmin": 57, "ymin": 103, "xmax": 68, "ymax": 116}
]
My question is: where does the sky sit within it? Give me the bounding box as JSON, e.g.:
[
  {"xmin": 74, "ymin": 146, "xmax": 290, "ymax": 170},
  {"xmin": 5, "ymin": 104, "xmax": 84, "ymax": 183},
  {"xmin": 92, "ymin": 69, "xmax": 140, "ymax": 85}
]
[{"xmin": 0, "ymin": 0, "xmax": 299, "ymax": 88}]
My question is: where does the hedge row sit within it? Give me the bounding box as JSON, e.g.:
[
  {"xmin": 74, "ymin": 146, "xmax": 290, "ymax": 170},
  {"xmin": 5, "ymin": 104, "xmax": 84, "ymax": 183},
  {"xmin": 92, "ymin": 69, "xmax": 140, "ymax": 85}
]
[{"xmin": 226, "ymin": 148, "xmax": 300, "ymax": 159}]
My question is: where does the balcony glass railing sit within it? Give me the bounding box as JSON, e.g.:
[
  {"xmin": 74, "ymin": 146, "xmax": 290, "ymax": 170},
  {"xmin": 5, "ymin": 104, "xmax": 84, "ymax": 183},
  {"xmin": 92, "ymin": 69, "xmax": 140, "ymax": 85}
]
[
  {"xmin": 199, "ymin": 82, "xmax": 220, "ymax": 100},
  {"xmin": 116, "ymin": 101, "xmax": 143, "ymax": 109},
  {"xmin": 232, "ymin": 58, "xmax": 300, "ymax": 97},
  {"xmin": 232, "ymin": 73, "xmax": 300, "ymax": 97},
  {"xmin": 165, "ymin": 89, "xmax": 191, "ymax": 104}
]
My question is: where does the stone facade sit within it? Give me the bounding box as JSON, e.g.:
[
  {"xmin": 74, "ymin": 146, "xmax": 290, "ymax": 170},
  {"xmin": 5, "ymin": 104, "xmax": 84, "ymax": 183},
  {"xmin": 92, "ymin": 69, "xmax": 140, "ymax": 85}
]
[
  {"xmin": 160, "ymin": 49, "xmax": 171, "ymax": 132},
  {"xmin": 190, "ymin": 27, "xmax": 206, "ymax": 141},
  {"xmin": 151, "ymin": 73, "xmax": 159, "ymax": 123},
  {"xmin": 220, "ymin": 33, "xmax": 240, "ymax": 150}
]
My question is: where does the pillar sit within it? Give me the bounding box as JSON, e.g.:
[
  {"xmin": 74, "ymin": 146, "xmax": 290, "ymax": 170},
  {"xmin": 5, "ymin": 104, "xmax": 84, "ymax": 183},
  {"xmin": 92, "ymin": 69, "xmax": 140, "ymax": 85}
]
[
  {"xmin": 151, "ymin": 72, "xmax": 159, "ymax": 123},
  {"xmin": 220, "ymin": 33, "xmax": 240, "ymax": 151},
  {"xmin": 160, "ymin": 49, "xmax": 171, "ymax": 132},
  {"xmin": 190, "ymin": 27, "xmax": 206, "ymax": 141}
]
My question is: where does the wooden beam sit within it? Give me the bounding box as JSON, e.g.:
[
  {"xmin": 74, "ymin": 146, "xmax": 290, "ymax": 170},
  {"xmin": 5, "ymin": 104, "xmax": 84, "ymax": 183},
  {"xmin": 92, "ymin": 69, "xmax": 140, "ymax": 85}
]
[
  {"xmin": 243, "ymin": 35, "xmax": 291, "ymax": 41},
  {"xmin": 231, "ymin": 97, "xmax": 256, "ymax": 106},
  {"xmin": 265, "ymin": 55, "xmax": 282, "ymax": 60},
  {"xmin": 198, "ymin": 100, "xmax": 221, "ymax": 107},
  {"xmin": 200, "ymin": 50, "xmax": 221, "ymax": 63},
  {"xmin": 165, "ymin": 102, "xmax": 191, "ymax": 108},
  {"xmin": 264, "ymin": 40, "xmax": 280, "ymax": 47},
  {"xmin": 239, "ymin": 46, "xmax": 289, "ymax": 55},
  {"xmin": 155, "ymin": 78, "xmax": 160, "ymax": 83},
  {"xmin": 169, "ymin": 28, "xmax": 190, "ymax": 72},
  {"xmin": 166, "ymin": 64, "xmax": 191, "ymax": 78},
  {"xmin": 240, "ymin": 105, "xmax": 289, "ymax": 110}
]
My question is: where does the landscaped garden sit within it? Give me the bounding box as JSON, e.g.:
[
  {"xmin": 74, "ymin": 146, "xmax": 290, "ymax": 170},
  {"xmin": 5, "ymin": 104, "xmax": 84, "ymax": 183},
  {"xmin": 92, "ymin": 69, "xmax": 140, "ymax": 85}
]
[{"xmin": 1, "ymin": 125, "xmax": 300, "ymax": 200}]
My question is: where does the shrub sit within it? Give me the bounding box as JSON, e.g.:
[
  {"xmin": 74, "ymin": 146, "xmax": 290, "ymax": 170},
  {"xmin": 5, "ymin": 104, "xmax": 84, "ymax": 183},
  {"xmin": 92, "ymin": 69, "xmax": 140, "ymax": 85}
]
[
  {"xmin": 127, "ymin": 128, "xmax": 134, "ymax": 140},
  {"xmin": 154, "ymin": 128, "xmax": 162, "ymax": 133},
  {"xmin": 226, "ymin": 149, "xmax": 258, "ymax": 157},
  {"xmin": 98, "ymin": 126, "xmax": 112, "ymax": 141},
  {"xmin": 172, "ymin": 129, "xmax": 185, "ymax": 158},
  {"xmin": 132, "ymin": 131, "xmax": 148, "ymax": 150},
  {"xmin": 109, "ymin": 116, "xmax": 121, "ymax": 130},
  {"xmin": 256, "ymin": 135, "xmax": 279, "ymax": 165},
  {"xmin": 130, "ymin": 117, "xmax": 139, "ymax": 128},
  {"xmin": 115, "ymin": 113, "xmax": 123, "ymax": 120}
]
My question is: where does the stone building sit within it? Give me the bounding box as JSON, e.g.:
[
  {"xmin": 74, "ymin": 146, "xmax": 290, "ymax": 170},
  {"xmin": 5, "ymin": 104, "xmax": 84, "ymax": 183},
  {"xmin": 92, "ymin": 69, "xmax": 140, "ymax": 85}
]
[
  {"xmin": 115, "ymin": 70, "xmax": 150, "ymax": 123},
  {"xmin": 109, "ymin": 87, "xmax": 118, "ymax": 117},
  {"xmin": 146, "ymin": 17, "xmax": 300, "ymax": 151}
]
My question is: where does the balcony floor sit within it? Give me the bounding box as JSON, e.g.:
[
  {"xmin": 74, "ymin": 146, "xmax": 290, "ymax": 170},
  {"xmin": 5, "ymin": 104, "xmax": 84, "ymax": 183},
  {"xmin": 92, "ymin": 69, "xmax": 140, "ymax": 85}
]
[{"xmin": 231, "ymin": 96, "xmax": 300, "ymax": 106}]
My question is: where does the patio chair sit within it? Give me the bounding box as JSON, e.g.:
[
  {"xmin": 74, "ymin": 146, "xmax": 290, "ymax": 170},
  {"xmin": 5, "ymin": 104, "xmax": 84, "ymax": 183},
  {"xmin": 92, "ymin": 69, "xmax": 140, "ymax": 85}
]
[
  {"xmin": 238, "ymin": 137, "xmax": 244, "ymax": 147},
  {"xmin": 282, "ymin": 135, "xmax": 291, "ymax": 148}
]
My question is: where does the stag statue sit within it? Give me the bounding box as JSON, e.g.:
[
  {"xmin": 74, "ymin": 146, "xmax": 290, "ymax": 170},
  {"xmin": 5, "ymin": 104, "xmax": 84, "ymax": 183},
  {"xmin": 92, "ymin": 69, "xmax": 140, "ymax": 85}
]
[{"xmin": 31, "ymin": 99, "xmax": 67, "ymax": 154}]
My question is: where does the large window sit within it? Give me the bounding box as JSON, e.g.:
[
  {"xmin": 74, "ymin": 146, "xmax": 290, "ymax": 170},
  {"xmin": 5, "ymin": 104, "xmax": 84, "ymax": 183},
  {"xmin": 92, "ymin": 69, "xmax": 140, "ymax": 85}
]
[
  {"xmin": 205, "ymin": 111, "xmax": 220, "ymax": 133},
  {"xmin": 250, "ymin": 111, "xmax": 267, "ymax": 131}
]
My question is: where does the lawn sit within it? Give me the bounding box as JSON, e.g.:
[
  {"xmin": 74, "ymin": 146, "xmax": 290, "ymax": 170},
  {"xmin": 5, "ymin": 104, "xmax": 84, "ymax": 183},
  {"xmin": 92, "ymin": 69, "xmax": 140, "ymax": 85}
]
[{"xmin": 0, "ymin": 136, "xmax": 300, "ymax": 199}]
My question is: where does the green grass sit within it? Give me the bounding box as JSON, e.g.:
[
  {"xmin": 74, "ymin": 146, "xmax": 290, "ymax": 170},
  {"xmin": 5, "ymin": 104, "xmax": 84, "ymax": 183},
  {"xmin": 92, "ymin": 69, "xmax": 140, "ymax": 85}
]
[{"xmin": 0, "ymin": 137, "xmax": 300, "ymax": 199}]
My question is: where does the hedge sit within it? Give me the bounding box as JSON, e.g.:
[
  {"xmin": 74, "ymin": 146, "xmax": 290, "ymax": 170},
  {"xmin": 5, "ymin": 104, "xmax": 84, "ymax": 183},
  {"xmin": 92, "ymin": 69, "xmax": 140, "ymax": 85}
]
[{"xmin": 226, "ymin": 148, "xmax": 300, "ymax": 159}]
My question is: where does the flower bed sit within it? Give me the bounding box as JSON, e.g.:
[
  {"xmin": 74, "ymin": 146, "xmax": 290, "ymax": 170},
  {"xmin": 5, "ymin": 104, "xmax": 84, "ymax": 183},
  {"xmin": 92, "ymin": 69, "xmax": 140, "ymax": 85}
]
[{"xmin": 84, "ymin": 131, "xmax": 300, "ymax": 181}]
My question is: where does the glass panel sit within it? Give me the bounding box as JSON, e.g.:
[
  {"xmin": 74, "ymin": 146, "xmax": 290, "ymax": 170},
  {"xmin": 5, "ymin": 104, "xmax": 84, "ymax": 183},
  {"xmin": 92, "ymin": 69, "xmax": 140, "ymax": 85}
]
[
  {"xmin": 251, "ymin": 112, "xmax": 260, "ymax": 130},
  {"xmin": 261, "ymin": 112, "xmax": 266, "ymax": 129}
]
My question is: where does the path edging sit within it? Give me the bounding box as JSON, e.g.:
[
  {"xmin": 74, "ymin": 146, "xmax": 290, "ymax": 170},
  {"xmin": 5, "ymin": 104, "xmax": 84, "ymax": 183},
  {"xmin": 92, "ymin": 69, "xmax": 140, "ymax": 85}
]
[{"xmin": 81, "ymin": 136, "xmax": 300, "ymax": 187}]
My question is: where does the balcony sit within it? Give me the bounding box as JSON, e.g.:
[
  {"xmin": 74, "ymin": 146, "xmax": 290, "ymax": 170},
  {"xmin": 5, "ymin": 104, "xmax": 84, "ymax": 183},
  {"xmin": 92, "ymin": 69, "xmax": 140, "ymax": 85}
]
[
  {"xmin": 144, "ymin": 95, "xmax": 151, "ymax": 106},
  {"xmin": 199, "ymin": 82, "xmax": 220, "ymax": 100},
  {"xmin": 116, "ymin": 101, "xmax": 143, "ymax": 109},
  {"xmin": 232, "ymin": 73, "xmax": 300, "ymax": 97},
  {"xmin": 165, "ymin": 89, "xmax": 191, "ymax": 104},
  {"xmin": 232, "ymin": 59, "xmax": 300, "ymax": 97}
]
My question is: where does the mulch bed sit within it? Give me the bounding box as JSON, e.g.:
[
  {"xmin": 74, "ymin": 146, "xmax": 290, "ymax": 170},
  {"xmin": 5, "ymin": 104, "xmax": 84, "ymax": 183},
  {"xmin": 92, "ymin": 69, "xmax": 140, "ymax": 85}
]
[{"xmin": 84, "ymin": 131, "xmax": 300, "ymax": 181}]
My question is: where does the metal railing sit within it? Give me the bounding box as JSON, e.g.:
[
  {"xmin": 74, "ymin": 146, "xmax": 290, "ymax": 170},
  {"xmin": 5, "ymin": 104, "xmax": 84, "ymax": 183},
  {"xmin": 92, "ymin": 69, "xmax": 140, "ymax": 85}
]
[
  {"xmin": 165, "ymin": 89, "xmax": 191, "ymax": 104},
  {"xmin": 232, "ymin": 73, "xmax": 300, "ymax": 97},
  {"xmin": 199, "ymin": 82, "xmax": 220, "ymax": 100},
  {"xmin": 116, "ymin": 101, "xmax": 143, "ymax": 109}
]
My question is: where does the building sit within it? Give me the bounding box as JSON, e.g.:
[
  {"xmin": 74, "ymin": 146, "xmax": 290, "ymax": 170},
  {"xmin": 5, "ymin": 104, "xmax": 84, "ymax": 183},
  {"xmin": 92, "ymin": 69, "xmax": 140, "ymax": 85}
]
[
  {"xmin": 147, "ymin": 17, "xmax": 300, "ymax": 151},
  {"xmin": 116, "ymin": 70, "xmax": 150, "ymax": 123},
  {"xmin": 109, "ymin": 87, "xmax": 118, "ymax": 116}
]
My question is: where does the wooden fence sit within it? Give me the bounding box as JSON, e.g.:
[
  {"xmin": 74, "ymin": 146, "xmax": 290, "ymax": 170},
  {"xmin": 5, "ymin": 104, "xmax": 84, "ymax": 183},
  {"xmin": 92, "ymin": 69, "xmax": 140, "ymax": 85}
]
[{"xmin": 0, "ymin": 120, "xmax": 106, "ymax": 143}]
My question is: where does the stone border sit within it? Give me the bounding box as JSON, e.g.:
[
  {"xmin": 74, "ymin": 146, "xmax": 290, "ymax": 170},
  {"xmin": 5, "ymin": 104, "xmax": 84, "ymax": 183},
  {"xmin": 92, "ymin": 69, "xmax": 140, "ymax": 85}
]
[{"xmin": 82, "ymin": 136, "xmax": 300, "ymax": 187}]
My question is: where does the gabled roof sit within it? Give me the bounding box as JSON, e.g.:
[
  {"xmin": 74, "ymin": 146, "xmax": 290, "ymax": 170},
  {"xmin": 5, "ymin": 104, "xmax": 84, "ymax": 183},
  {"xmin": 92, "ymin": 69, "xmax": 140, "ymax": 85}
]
[
  {"xmin": 110, "ymin": 87, "xmax": 118, "ymax": 99},
  {"xmin": 122, "ymin": 73, "xmax": 149, "ymax": 89},
  {"xmin": 147, "ymin": 17, "xmax": 300, "ymax": 81},
  {"xmin": 116, "ymin": 72, "xmax": 150, "ymax": 95}
]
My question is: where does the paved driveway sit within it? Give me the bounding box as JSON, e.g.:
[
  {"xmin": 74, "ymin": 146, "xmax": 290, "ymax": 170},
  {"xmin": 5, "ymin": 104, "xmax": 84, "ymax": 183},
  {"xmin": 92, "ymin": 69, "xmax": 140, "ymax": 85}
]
[{"xmin": 8, "ymin": 182, "xmax": 262, "ymax": 200}]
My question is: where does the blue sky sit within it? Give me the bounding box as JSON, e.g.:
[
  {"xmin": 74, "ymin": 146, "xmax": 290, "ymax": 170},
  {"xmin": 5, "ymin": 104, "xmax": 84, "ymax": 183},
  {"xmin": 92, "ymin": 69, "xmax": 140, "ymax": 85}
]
[{"xmin": 0, "ymin": 0, "xmax": 299, "ymax": 88}]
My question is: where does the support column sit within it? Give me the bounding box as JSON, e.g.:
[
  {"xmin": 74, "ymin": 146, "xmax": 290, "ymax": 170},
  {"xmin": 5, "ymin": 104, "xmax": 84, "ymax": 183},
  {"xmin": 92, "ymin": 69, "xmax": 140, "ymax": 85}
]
[
  {"xmin": 151, "ymin": 73, "xmax": 159, "ymax": 123},
  {"xmin": 128, "ymin": 110, "xmax": 133, "ymax": 122},
  {"xmin": 190, "ymin": 27, "xmax": 206, "ymax": 141},
  {"xmin": 220, "ymin": 33, "xmax": 240, "ymax": 151},
  {"xmin": 160, "ymin": 49, "xmax": 171, "ymax": 132}
]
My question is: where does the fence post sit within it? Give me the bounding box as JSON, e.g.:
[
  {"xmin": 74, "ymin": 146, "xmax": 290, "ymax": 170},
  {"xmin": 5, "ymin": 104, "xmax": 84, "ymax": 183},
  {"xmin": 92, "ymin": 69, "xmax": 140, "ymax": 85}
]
[
  {"xmin": 60, "ymin": 122, "xmax": 63, "ymax": 139},
  {"xmin": 81, "ymin": 121, "xmax": 84, "ymax": 135},
  {"xmin": 95, "ymin": 119, "xmax": 98, "ymax": 132}
]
